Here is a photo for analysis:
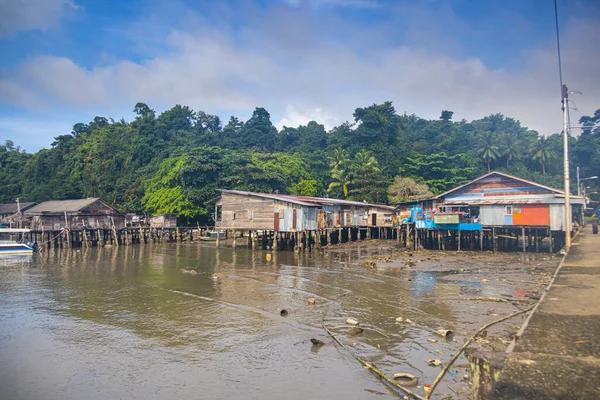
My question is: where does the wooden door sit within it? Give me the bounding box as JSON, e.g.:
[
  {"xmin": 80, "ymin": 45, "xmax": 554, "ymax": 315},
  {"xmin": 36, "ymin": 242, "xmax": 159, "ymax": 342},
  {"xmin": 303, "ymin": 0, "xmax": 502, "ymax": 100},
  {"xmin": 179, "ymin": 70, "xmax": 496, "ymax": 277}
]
[
  {"xmin": 372, "ymin": 213, "xmax": 377, "ymax": 226},
  {"xmin": 274, "ymin": 212, "xmax": 280, "ymax": 231},
  {"xmin": 292, "ymin": 209, "xmax": 297, "ymax": 229}
]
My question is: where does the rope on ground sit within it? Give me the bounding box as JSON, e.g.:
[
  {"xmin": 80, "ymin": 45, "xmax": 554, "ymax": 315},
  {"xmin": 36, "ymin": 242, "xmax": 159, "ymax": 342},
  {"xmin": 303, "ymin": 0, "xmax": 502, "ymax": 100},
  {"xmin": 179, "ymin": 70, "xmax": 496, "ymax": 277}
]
[{"xmin": 424, "ymin": 304, "xmax": 535, "ymax": 399}]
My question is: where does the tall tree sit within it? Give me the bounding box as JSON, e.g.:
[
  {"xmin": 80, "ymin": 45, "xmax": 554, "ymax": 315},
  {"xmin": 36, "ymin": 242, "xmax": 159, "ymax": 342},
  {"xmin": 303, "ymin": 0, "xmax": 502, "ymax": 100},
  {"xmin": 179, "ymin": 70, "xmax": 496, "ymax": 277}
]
[
  {"xmin": 501, "ymin": 133, "xmax": 521, "ymax": 168},
  {"xmin": 532, "ymin": 136, "xmax": 556, "ymax": 175},
  {"xmin": 478, "ymin": 132, "xmax": 500, "ymax": 172}
]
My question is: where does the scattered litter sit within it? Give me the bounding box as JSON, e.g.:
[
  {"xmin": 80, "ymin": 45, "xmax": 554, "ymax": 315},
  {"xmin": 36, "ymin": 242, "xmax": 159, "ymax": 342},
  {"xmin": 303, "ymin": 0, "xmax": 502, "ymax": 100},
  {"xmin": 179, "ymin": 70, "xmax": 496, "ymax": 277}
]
[
  {"xmin": 346, "ymin": 318, "xmax": 359, "ymax": 326},
  {"xmin": 266, "ymin": 254, "xmax": 272, "ymax": 261},
  {"xmin": 437, "ymin": 329, "xmax": 453, "ymax": 339},
  {"xmin": 427, "ymin": 359, "xmax": 442, "ymax": 367},
  {"xmin": 280, "ymin": 309, "xmax": 289, "ymax": 317},
  {"xmin": 428, "ymin": 338, "xmax": 438, "ymax": 343},
  {"xmin": 405, "ymin": 318, "xmax": 413, "ymax": 324},
  {"xmin": 395, "ymin": 317, "xmax": 403, "ymax": 323},
  {"xmin": 575, "ymin": 340, "xmax": 587, "ymax": 344},
  {"xmin": 463, "ymin": 374, "xmax": 470, "ymax": 381},
  {"xmin": 437, "ymin": 351, "xmax": 444, "ymax": 355},
  {"xmin": 424, "ymin": 383, "xmax": 431, "ymax": 393},
  {"xmin": 308, "ymin": 298, "xmax": 316, "ymax": 306},
  {"xmin": 180, "ymin": 269, "xmax": 197, "ymax": 275},
  {"xmin": 310, "ymin": 338, "xmax": 325, "ymax": 347},
  {"xmin": 392, "ymin": 373, "xmax": 418, "ymax": 387},
  {"xmin": 348, "ymin": 327, "xmax": 364, "ymax": 336},
  {"xmin": 481, "ymin": 279, "xmax": 489, "ymax": 283}
]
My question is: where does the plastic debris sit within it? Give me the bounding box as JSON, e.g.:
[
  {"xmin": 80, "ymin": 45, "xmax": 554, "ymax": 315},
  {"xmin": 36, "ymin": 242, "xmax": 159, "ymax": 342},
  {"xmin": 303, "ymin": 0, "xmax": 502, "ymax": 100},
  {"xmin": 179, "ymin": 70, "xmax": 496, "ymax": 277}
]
[
  {"xmin": 463, "ymin": 374, "xmax": 470, "ymax": 381},
  {"xmin": 346, "ymin": 318, "xmax": 359, "ymax": 326},
  {"xmin": 424, "ymin": 383, "xmax": 431, "ymax": 393},
  {"xmin": 405, "ymin": 318, "xmax": 413, "ymax": 324},
  {"xmin": 427, "ymin": 359, "xmax": 442, "ymax": 367},
  {"xmin": 308, "ymin": 298, "xmax": 316, "ymax": 306},
  {"xmin": 428, "ymin": 338, "xmax": 438, "ymax": 343},
  {"xmin": 437, "ymin": 329, "xmax": 453, "ymax": 338},
  {"xmin": 395, "ymin": 317, "xmax": 404, "ymax": 323}
]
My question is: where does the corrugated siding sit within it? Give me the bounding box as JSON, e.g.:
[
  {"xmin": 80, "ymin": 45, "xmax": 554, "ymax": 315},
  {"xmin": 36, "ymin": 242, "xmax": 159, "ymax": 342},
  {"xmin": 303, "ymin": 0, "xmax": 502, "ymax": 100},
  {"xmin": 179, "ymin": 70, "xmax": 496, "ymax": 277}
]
[
  {"xmin": 480, "ymin": 205, "xmax": 506, "ymax": 226},
  {"xmin": 281, "ymin": 209, "xmax": 294, "ymax": 232},
  {"xmin": 550, "ymin": 204, "xmax": 565, "ymax": 231},
  {"xmin": 305, "ymin": 208, "xmax": 318, "ymax": 230},
  {"xmin": 513, "ymin": 205, "xmax": 550, "ymax": 226}
]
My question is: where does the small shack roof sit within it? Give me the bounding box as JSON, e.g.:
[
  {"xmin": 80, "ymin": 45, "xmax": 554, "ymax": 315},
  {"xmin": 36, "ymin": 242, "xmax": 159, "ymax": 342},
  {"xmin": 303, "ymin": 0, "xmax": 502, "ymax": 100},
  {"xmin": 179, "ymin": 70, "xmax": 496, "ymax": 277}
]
[
  {"xmin": 434, "ymin": 171, "xmax": 564, "ymax": 200},
  {"xmin": 215, "ymin": 190, "xmax": 318, "ymax": 207},
  {"xmin": 0, "ymin": 202, "xmax": 36, "ymax": 214},
  {"xmin": 211, "ymin": 190, "xmax": 395, "ymax": 210},
  {"xmin": 25, "ymin": 198, "xmax": 114, "ymax": 214}
]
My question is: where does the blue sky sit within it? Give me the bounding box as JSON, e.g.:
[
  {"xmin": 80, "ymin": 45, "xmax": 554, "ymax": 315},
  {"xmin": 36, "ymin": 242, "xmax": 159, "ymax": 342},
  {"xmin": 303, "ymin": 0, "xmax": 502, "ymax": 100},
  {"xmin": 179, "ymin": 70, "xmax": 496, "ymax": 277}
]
[{"xmin": 1, "ymin": 0, "xmax": 599, "ymax": 151}]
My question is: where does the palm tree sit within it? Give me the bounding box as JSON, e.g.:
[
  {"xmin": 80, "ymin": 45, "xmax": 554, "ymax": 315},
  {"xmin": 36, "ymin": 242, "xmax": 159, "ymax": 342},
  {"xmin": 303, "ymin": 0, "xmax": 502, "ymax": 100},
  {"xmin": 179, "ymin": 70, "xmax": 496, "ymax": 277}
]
[
  {"xmin": 352, "ymin": 150, "xmax": 380, "ymax": 181},
  {"xmin": 478, "ymin": 132, "xmax": 500, "ymax": 172},
  {"xmin": 327, "ymin": 167, "xmax": 351, "ymax": 197},
  {"xmin": 329, "ymin": 148, "xmax": 349, "ymax": 170},
  {"xmin": 532, "ymin": 136, "xmax": 556, "ymax": 175},
  {"xmin": 501, "ymin": 133, "xmax": 521, "ymax": 168}
]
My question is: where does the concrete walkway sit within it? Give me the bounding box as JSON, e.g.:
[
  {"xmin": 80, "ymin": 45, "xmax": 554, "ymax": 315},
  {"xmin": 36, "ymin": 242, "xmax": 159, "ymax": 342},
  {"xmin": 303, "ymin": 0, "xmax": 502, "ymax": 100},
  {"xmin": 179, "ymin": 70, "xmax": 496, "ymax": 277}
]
[{"xmin": 490, "ymin": 226, "xmax": 600, "ymax": 399}]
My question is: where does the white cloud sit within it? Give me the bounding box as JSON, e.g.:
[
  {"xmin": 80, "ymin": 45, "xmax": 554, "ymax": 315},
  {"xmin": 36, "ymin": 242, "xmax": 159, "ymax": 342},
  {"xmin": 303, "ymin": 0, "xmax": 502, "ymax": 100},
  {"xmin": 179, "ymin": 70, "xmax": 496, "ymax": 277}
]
[
  {"xmin": 0, "ymin": 0, "xmax": 80, "ymax": 37},
  {"xmin": 0, "ymin": 3, "xmax": 599, "ymax": 150},
  {"xmin": 275, "ymin": 105, "xmax": 340, "ymax": 130}
]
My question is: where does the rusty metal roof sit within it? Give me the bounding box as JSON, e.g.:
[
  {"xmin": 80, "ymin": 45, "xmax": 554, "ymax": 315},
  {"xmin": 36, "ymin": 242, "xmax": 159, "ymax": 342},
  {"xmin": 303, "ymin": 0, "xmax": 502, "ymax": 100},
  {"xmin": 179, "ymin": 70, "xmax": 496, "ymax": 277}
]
[
  {"xmin": 434, "ymin": 171, "xmax": 564, "ymax": 199},
  {"xmin": 446, "ymin": 199, "xmax": 545, "ymax": 205},
  {"xmin": 216, "ymin": 190, "xmax": 395, "ymax": 210}
]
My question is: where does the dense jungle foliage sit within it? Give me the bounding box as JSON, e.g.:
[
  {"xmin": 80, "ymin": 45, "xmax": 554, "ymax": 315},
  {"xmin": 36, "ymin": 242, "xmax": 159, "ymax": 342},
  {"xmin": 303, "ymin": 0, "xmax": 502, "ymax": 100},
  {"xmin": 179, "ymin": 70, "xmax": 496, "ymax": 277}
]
[{"xmin": 1, "ymin": 102, "xmax": 599, "ymax": 222}]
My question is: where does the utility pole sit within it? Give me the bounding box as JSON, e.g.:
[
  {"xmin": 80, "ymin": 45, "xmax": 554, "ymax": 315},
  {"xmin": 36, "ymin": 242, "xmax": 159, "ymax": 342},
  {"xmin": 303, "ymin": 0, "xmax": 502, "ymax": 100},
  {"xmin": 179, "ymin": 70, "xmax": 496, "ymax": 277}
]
[
  {"xmin": 562, "ymin": 84, "xmax": 571, "ymax": 249},
  {"xmin": 577, "ymin": 166, "xmax": 581, "ymax": 196}
]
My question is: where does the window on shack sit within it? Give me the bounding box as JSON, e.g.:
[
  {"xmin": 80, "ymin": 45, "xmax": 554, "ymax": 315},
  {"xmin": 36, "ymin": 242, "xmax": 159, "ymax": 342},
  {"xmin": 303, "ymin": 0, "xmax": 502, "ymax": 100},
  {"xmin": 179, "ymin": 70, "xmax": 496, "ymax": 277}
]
[
  {"xmin": 384, "ymin": 214, "xmax": 393, "ymax": 223},
  {"xmin": 505, "ymin": 206, "xmax": 512, "ymax": 215}
]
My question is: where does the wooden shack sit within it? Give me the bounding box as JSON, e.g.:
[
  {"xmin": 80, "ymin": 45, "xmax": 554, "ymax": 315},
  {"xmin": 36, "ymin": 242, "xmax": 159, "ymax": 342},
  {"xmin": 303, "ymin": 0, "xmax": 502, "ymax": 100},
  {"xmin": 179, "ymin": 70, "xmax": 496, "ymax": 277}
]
[
  {"xmin": 0, "ymin": 201, "xmax": 36, "ymax": 226},
  {"xmin": 24, "ymin": 198, "xmax": 124, "ymax": 230},
  {"xmin": 149, "ymin": 214, "xmax": 177, "ymax": 228},
  {"xmin": 211, "ymin": 190, "xmax": 319, "ymax": 232},
  {"xmin": 434, "ymin": 171, "xmax": 584, "ymax": 231}
]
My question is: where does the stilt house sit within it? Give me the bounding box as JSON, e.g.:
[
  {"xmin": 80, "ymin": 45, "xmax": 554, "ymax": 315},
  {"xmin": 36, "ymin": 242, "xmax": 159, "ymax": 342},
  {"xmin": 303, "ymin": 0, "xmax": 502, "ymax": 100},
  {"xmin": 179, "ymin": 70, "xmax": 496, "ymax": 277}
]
[{"xmin": 24, "ymin": 198, "xmax": 124, "ymax": 230}]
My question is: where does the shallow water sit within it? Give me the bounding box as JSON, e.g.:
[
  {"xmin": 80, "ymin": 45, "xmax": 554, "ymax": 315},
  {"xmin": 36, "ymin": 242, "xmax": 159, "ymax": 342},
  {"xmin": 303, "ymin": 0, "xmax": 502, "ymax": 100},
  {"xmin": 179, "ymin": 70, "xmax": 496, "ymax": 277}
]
[{"xmin": 0, "ymin": 243, "xmax": 556, "ymax": 400}]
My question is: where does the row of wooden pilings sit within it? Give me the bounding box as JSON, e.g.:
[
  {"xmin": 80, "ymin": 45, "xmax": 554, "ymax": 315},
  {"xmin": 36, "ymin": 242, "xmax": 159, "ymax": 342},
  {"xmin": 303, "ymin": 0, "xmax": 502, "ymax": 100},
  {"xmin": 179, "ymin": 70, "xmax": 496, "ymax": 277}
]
[
  {"xmin": 413, "ymin": 226, "xmax": 566, "ymax": 253},
  {"xmin": 18, "ymin": 224, "xmax": 566, "ymax": 253},
  {"xmin": 221, "ymin": 226, "xmax": 400, "ymax": 252},
  {"xmin": 21, "ymin": 227, "xmax": 215, "ymax": 250}
]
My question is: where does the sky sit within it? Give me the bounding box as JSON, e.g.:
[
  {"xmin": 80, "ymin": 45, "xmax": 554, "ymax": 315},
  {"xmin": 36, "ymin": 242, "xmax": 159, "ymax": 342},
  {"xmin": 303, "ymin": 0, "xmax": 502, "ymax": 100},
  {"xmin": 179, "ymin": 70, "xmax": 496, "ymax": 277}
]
[{"xmin": 0, "ymin": 0, "xmax": 599, "ymax": 152}]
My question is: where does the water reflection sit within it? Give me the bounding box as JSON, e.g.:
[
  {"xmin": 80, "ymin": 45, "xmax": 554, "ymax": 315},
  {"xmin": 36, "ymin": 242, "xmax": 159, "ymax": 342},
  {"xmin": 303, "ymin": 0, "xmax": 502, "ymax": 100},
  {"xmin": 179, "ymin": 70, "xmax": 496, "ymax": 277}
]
[{"xmin": 0, "ymin": 244, "xmax": 555, "ymax": 400}]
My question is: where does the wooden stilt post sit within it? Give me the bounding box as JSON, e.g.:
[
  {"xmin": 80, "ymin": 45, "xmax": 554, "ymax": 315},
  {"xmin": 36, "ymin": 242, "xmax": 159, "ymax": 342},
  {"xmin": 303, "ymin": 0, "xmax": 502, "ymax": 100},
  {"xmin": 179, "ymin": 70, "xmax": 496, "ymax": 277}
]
[
  {"xmin": 492, "ymin": 227, "xmax": 496, "ymax": 253},
  {"xmin": 522, "ymin": 227, "xmax": 526, "ymax": 253},
  {"xmin": 232, "ymin": 230, "xmax": 237, "ymax": 249},
  {"xmin": 479, "ymin": 230, "xmax": 483, "ymax": 251},
  {"xmin": 535, "ymin": 229, "xmax": 539, "ymax": 252},
  {"xmin": 457, "ymin": 230, "xmax": 461, "ymax": 251}
]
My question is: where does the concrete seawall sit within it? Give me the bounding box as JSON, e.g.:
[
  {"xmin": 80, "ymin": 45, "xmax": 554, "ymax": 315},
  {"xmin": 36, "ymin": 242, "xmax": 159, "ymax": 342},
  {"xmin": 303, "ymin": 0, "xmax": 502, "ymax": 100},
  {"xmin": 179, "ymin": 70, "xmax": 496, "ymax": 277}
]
[{"xmin": 489, "ymin": 225, "xmax": 600, "ymax": 399}]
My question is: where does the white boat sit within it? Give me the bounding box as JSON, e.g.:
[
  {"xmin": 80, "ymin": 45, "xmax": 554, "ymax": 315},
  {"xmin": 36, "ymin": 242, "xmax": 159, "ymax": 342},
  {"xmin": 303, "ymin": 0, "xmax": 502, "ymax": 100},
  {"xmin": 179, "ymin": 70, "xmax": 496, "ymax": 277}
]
[
  {"xmin": 0, "ymin": 228, "xmax": 35, "ymax": 254},
  {"xmin": 0, "ymin": 241, "xmax": 34, "ymax": 254}
]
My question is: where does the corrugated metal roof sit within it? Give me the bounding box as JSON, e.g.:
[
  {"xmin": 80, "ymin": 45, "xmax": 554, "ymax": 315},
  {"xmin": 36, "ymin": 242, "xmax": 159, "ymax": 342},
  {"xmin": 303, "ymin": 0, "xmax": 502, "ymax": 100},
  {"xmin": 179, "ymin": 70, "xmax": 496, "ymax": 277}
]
[
  {"xmin": 217, "ymin": 190, "xmax": 395, "ymax": 210},
  {"xmin": 451, "ymin": 199, "xmax": 545, "ymax": 205},
  {"xmin": 25, "ymin": 198, "xmax": 113, "ymax": 214},
  {"xmin": 0, "ymin": 202, "xmax": 36, "ymax": 214},
  {"xmin": 434, "ymin": 171, "xmax": 564, "ymax": 199},
  {"xmin": 219, "ymin": 190, "xmax": 317, "ymax": 207}
]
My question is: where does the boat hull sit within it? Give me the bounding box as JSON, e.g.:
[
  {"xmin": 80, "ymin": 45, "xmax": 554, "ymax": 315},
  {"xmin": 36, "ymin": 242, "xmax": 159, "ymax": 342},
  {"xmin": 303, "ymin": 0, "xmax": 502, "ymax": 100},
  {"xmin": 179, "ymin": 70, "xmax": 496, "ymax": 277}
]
[{"xmin": 0, "ymin": 243, "xmax": 34, "ymax": 254}]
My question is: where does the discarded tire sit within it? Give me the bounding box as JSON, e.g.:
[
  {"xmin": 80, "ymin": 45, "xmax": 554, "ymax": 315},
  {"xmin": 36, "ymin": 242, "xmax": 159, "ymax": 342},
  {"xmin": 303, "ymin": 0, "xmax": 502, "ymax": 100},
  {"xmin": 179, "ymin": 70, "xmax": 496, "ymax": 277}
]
[{"xmin": 392, "ymin": 373, "xmax": 418, "ymax": 387}]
